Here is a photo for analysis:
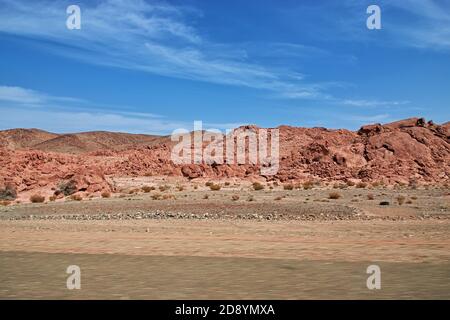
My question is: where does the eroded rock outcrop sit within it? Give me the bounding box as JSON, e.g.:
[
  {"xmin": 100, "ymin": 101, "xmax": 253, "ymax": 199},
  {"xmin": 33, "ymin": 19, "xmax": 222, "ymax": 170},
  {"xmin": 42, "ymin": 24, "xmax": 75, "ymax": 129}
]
[{"xmin": 0, "ymin": 118, "xmax": 448, "ymax": 200}]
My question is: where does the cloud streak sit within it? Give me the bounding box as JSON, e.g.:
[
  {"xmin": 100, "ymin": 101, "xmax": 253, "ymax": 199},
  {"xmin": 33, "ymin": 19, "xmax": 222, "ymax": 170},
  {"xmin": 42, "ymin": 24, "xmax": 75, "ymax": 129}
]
[
  {"xmin": 0, "ymin": 0, "xmax": 333, "ymax": 100},
  {"xmin": 0, "ymin": 85, "xmax": 243, "ymax": 134}
]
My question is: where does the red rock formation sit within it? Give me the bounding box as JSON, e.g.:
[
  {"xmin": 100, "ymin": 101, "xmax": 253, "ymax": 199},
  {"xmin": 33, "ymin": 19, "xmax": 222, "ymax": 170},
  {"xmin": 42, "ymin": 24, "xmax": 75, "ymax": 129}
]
[{"xmin": 0, "ymin": 118, "xmax": 448, "ymax": 200}]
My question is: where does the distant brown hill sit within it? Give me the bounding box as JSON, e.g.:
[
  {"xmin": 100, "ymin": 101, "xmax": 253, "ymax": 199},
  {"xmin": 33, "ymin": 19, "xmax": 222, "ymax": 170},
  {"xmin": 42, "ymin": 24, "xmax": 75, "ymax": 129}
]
[
  {"xmin": 0, "ymin": 128, "xmax": 58, "ymax": 149},
  {"xmin": 0, "ymin": 129, "xmax": 168, "ymax": 154}
]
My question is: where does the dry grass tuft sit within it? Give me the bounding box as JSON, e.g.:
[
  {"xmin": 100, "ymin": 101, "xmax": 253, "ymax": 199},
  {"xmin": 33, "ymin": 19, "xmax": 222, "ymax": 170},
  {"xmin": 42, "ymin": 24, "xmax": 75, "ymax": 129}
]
[
  {"xmin": 303, "ymin": 180, "xmax": 314, "ymax": 190},
  {"xmin": 151, "ymin": 193, "xmax": 162, "ymax": 200},
  {"xmin": 101, "ymin": 191, "xmax": 111, "ymax": 198},
  {"xmin": 252, "ymin": 182, "xmax": 264, "ymax": 191},
  {"xmin": 30, "ymin": 194, "xmax": 45, "ymax": 203},
  {"xmin": 0, "ymin": 184, "xmax": 17, "ymax": 200},
  {"xmin": 209, "ymin": 184, "xmax": 221, "ymax": 191},
  {"xmin": 70, "ymin": 194, "xmax": 83, "ymax": 201},
  {"xmin": 283, "ymin": 183, "xmax": 294, "ymax": 190},
  {"xmin": 142, "ymin": 186, "xmax": 155, "ymax": 193},
  {"xmin": 356, "ymin": 182, "xmax": 367, "ymax": 188},
  {"xmin": 397, "ymin": 195, "xmax": 405, "ymax": 205},
  {"xmin": 328, "ymin": 192, "xmax": 341, "ymax": 199},
  {"xmin": 0, "ymin": 200, "xmax": 11, "ymax": 206},
  {"xmin": 159, "ymin": 185, "xmax": 170, "ymax": 192},
  {"xmin": 346, "ymin": 180, "xmax": 356, "ymax": 187}
]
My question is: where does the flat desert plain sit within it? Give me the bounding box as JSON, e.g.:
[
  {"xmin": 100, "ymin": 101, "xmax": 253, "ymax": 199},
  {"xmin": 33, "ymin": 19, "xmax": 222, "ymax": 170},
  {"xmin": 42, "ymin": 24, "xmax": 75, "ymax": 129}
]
[{"xmin": 1, "ymin": 181, "xmax": 449, "ymax": 299}]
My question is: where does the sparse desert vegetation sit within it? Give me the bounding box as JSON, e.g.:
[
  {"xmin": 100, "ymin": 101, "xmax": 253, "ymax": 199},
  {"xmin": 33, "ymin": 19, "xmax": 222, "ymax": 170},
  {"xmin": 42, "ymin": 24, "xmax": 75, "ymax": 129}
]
[
  {"xmin": 141, "ymin": 186, "xmax": 155, "ymax": 193},
  {"xmin": 70, "ymin": 194, "xmax": 83, "ymax": 201},
  {"xmin": 101, "ymin": 191, "xmax": 111, "ymax": 198},
  {"xmin": 56, "ymin": 180, "xmax": 77, "ymax": 196},
  {"xmin": 30, "ymin": 194, "xmax": 45, "ymax": 203},
  {"xmin": 209, "ymin": 184, "xmax": 221, "ymax": 191},
  {"xmin": 0, "ymin": 184, "xmax": 17, "ymax": 200},
  {"xmin": 397, "ymin": 195, "xmax": 406, "ymax": 205},
  {"xmin": 283, "ymin": 183, "xmax": 294, "ymax": 190},
  {"xmin": 159, "ymin": 185, "xmax": 170, "ymax": 192},
  {"xmin": 328, "ymin": 192, "xmax": 341, "ymax": 199},
  {"xmin": 0, "ymin": 200, "xmax": 11, "ymax": 206},
  {"xmin": 303, "ymin": 181, "xmax": 314, "ymax": 190},
  {"xmin": 252, "ymin": 182, "xmax": 264, "ymax": 191},
  {"xmin": 356, "ymin": 182, "xmax": 367, "ymax": 189}
]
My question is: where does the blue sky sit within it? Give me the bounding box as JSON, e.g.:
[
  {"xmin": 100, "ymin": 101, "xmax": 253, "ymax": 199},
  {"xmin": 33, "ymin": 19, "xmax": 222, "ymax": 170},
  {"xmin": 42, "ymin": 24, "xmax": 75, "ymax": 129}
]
[{"xmin": 0, "ymin": 0, "xmax": 449, "ymax": 134}]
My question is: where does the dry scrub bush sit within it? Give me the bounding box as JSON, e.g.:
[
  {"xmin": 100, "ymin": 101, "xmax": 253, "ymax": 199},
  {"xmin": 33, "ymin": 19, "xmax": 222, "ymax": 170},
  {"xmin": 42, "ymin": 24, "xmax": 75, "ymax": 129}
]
[
  {"xmin": 30, "ymin": 194, "xmax": 45, "ymax": 203},
  {"xmin": 176, "ymin": 185, "xmax": 184, "ymax": 191},
  {"xmin": 205, "ymin": 182, "xmax": 213, "ymax": 187},
  {"xmin": 346, "ymin": 180, "xmax": 356, "ymax": 187},
  {"xmin": 252, "ymin": 182, "xmax": 264, "ymax": 191},
  {"xmin": 356, "ymin": 182, "xmax": 367, "ymax": 188},
  {"xmin": 203, "ymin": 194, "xmax": 209, "ymax": 199},
  {"xmin": 70, "ymin": 194, "xmax": 83, "ymax": 201},
  {"xmin": 49, "ymin": 195, "xmax": 57, "ymax": 202},
  {"xmin": 247, "ymin": 195, "xmax": 255, "ymax": 202},
  {"xmin": 142, "ymin": 186, "xmax": 154, "ymax": 193},
  {"xmin": 397, "ymin": 195, "xmax": 405, "ymax": 205},
  {"xmin": 409, "ymin": 179, "xmax": 418, "ymax": 189},
  {"xmin": 225, "ymin": 182, "xmax": 231, "ymax": 186},
  {"xmin": 367, "ymin": 194, "xmax": 374, "ymax": 200},
  {"xmin": 0, "ymin": 184, "xmax": 17, "ymax": 200},
  {"xmin": 303, "ymin": 181, "xmax": 314, "ymax": 190},
  {"xmin": 283, "ymin": 183, "xmax": 294, "ymax": 190},
  {"xmin": 56, "ymin": 180, "xmax": 77, "ymax": 196},
  {"xmin": 151, "ymin": 193, "xmax": 162, "ymax": 200},
  {"xmin": 274, "ymin": 196, "xmax": 282, "ymax": 201},
  {"xmin": 231, "ymin": 195, "xmax": 240, "ymax": 201},
  {"xmin": 101, "ymin": 191, "xmax": 111, "ymax": 198},
  {"xmin": 371, "ymin": 181, "xmax": 381, "ymax": 188},
  {"xmin": 209, "ymin": 184, "xmax": 221, "ymax": 191},
  {"xmin": 159, "ymin": 185, "xmax": 170, "ymax": 192},
  {"xmin": 328, "ymin": 192, "xmax": 341, "ymax": 199}
]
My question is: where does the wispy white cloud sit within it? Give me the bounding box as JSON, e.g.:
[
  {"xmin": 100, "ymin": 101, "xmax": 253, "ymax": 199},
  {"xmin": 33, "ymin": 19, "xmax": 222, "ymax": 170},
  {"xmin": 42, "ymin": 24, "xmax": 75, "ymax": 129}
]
[
  {"xmin": 0, "ymin": 85, "xmax": 86, "ymax": 105},
  {"xmin": 0, "ymin": 85, "xmax": 243, "ymax": 134},
  {"xmin": 0, "ymin": 86, "xmax": 45, "ymax": 104},
  {"xmin": 0, "ymin": 0, "xmax": 338, "ymax": 101},
  {"xmin": 342, "ymin": 99, "xmax": 410, "ymax": 107},
  {"xmin": 382, "ymin": 0, "xmax": 450, "ymax": 51}
]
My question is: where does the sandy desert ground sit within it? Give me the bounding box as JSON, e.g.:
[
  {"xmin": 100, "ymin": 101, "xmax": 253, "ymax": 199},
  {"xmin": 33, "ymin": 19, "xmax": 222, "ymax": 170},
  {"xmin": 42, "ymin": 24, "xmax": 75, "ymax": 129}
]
[{"xmin": 1, "ymin": 181, "xmax": 449, "ymax": 299}]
